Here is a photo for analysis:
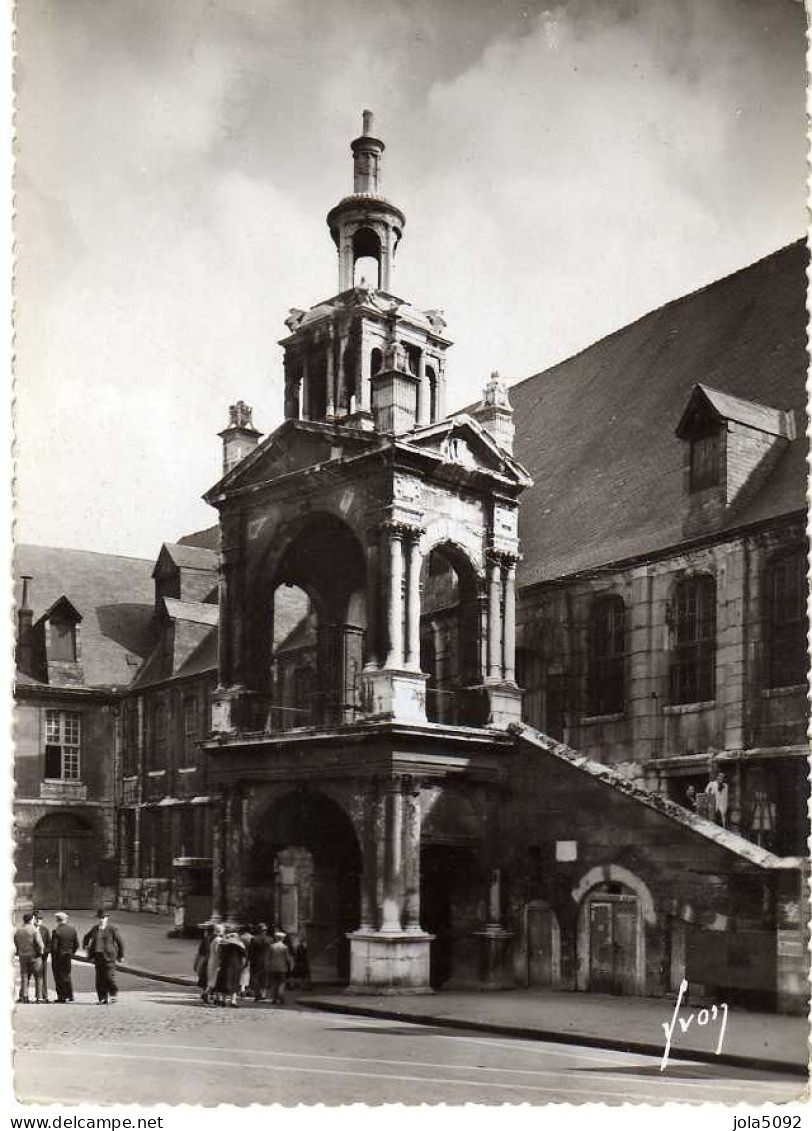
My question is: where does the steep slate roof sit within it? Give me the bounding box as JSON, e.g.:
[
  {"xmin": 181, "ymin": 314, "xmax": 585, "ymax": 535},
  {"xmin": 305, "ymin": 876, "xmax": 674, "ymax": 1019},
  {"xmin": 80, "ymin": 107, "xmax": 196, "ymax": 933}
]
[
  {"xmin": 14, "ymin": 544, "xmax": 155, "ymax": 689},
  {"xmin": 178, "ymin": 525, "xmax": 220, "ymax": 551},
  {"xmin": 510, "ymin": 240, "xmax": 809, "ymax": 587},
  {"xmin": 157, "ymin": 543, "xmax": 219, "ymax": 572}
]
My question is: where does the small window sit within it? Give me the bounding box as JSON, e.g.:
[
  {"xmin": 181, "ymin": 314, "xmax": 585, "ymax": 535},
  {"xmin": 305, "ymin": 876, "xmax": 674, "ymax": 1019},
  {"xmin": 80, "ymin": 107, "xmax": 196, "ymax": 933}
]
[
  {"xmin": 690, "ymin": 432, "xmax": 720, "ymax": 491},
  {"xmin": 43, "ymin": 709, "xmax": 81, "ymax": 780},
  {"xmin": 587, "ymin": 596, "xmax": 626, "ymax": 715},
  {"xmin": 669, "ymin": 576, "xmax": 716, "ymax": 704},
  {"xmin": 122, "ymin": 703, "xmax": 139, "ymax": 776},
  {"xmin": 765, "ymin": 548, "xmax": 808, "ymax": 689},
  {"xmin": 49, "ymin": 619, "xmax": 77, "ymax": 662}
]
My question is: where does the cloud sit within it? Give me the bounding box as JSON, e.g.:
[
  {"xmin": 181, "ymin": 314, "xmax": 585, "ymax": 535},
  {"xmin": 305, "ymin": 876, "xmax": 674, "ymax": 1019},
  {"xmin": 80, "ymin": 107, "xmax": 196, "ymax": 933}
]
[{"xmin": 13, "ymin": 0, "xmax": 806, "ymax": 556}]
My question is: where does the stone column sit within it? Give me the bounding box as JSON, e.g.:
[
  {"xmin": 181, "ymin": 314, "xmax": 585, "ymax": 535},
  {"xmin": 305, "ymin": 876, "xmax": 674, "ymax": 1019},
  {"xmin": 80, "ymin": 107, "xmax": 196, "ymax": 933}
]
[
  {"xmin": 487, "ymin": 555, "xmax": 503, "ymax": 681},
  {"xmin": 386, "ymin": 526, "xmax": 405, "ymax": 669},
  {"xmin": 487, "ymin": 867, "xmax": 502, "ymax": 927},
  {"xmin": 301, "ymin": 356, "xmax": 310, "ymax": 420},
  {"xmin": 364, "ymin": 537, "xmax": 381, "ymax": 668},
  {"xmin": 325, "ymin": 331, "xmax": 336, "ymax": 419},
  {"xmin": 416, "ymin": 352, "xmax": 427, "ymax": 426},
  {"xmin": 210, "ymin": 796, "xmax": 225, "ymax": 921},
  {"xmin": 359, "ymin": 784, "xmax": 377, "ymax": 931},
  {"xmin": 402, "ymin": 780, "xmax": 422, "ymax": 932},
  {"xmin": 224, "ymin": 789, "xmax": 244, "ymax": 921},
  {"xmin": 374, "ymin": 783, "xmax": 386, "ymax": 929},
  {"xmin": 404, "ymin": 531, "xmax": 423, "ymax": 671},
  {"xmin": 217, "ymin": 555, "xmax": 233, "ymax": 687},
  {"xmin": 503, "ymin": 558, "xmax": 517, "ymax": 684},
  {"xmin": 381, "ymin": 780, "xmax": 404, "ymax": 931}
]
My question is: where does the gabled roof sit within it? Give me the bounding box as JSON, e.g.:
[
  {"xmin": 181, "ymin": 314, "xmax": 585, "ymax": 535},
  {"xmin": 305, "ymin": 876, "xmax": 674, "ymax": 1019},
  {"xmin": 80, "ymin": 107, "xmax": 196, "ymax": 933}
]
[
  {"xmin": 154, "ymin": 542, "xmax": 219, "ymax": 574},
  {"xmin": 511, "ymin": 240, "xmax": 808, "ymax": 586},
  {"xmin": 35, "ymin": 595, "xmax": 83, "ymax": 627},
  {"xmin": 675, "ymin": 383, "xmax": 790, "ymax": 440},
  {"xmin": 14, "ymin": 545, "xmax": 155, "ymax": 688},
  {"xmin": 405, "ymin": 413, "xmax": 532, "ymax": 487}
]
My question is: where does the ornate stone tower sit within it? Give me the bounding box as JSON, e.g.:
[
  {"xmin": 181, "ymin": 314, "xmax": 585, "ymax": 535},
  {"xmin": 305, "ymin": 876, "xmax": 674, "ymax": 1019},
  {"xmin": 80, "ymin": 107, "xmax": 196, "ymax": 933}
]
[
  {"xmin": 281, "ymin": 111, "xmax": 450, "ymax": 433},
  {"xmin": 203, "ymin": 114, "xmax": 531, "ymax": 993}
]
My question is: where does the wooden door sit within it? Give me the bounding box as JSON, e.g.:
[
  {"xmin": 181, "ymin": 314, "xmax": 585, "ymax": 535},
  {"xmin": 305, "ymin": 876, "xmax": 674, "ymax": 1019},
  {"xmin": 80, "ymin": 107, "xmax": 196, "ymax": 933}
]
[
  {"xmin": 588, "ymin": 895, "xmax": 638, "ymax": 994},
  {"xmin": 33, "ymin": 832, "xmax": 95, "ymax": 908},
  {"xmin": 527, "ymin": 905, "xmax": 555, "ymax": 986}
]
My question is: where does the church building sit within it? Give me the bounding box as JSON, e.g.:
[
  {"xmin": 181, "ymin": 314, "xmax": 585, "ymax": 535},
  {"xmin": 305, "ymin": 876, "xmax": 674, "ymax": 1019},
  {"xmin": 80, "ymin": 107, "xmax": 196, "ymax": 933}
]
[{"xmin": 13, "ymin": 113, "xmax": 809, "ymax": 1012}]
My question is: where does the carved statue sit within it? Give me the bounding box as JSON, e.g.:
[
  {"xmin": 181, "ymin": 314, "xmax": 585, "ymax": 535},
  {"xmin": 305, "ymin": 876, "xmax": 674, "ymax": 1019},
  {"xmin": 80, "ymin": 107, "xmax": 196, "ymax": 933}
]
[
  {"xmin": 482, "ymin": 370, "xmax": 510, "ymax": 409},
  {"xmin": 284, "ymin": 308, "xmax": 306, "ymax": 332},
  {"xmin": 424, "ymin": 309, "xmax": 447, "ymax": 333}
]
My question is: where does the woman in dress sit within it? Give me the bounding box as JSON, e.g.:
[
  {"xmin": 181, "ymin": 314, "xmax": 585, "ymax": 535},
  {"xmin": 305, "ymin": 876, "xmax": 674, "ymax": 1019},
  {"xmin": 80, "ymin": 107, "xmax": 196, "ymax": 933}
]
[{"xmin": 214, "ymin": 930, "xmax": 247, "ymax": 1007}]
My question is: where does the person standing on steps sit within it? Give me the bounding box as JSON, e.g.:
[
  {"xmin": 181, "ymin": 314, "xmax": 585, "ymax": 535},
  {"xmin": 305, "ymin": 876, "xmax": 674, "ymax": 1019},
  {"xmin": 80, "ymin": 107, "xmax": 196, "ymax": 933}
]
[
  {"xmin": 82, "ymin": 908, "xmax": 125, "ymax": 1004},
  {"xmin": 51, "ymin": 912, "xmax": 79, "ymax": 1003}
]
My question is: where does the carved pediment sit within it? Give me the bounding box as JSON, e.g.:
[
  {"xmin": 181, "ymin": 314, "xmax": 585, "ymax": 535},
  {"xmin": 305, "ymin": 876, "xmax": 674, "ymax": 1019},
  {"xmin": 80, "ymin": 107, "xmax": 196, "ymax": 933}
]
[{"xmin": 406, "ymin": 416, "xmax": 531, "ymax": 487}]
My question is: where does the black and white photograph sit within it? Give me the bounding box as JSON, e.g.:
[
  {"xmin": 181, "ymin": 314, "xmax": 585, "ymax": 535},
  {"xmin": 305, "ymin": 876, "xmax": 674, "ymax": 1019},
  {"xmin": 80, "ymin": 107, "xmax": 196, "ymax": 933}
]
[{"xmin": 9, "ymin": 0, "xmax": 810, "ymax": 1117}]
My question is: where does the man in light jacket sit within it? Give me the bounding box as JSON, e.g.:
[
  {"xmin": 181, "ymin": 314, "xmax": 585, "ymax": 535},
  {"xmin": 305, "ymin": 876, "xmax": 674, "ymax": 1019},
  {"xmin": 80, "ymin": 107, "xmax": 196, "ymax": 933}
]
[{"xmin": 14, "ymin": 912, "xmax": 44, "ymax": 1003}]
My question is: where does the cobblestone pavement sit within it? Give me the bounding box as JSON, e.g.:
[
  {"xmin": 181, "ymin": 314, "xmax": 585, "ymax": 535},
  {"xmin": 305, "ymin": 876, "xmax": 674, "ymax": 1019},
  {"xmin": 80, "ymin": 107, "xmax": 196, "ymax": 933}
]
[
  {"xmin": 13, "ymin": 965, "xmax": 266, "ymax": 1050},
  {"xmin": 14, "ymin": 964, "xmax": 804, "ymax": 1107}
]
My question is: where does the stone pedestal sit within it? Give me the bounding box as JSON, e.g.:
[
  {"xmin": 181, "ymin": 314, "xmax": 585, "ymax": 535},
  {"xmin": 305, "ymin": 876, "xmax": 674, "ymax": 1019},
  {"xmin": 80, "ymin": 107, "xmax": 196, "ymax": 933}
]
[
  {"xmin": 470, "ymin": 682, "xmax": 523, "ymax": 729},
  {"xmin": 446, "ymin": 926, "xmax": 515, "ymax": 990},
  {"xmin": 346, "ymin": 929, "xmax": 435, "ymax": 994},
  {"xmin": 363, "ymin": 668, "xmax": 428, "ymax": 723}
]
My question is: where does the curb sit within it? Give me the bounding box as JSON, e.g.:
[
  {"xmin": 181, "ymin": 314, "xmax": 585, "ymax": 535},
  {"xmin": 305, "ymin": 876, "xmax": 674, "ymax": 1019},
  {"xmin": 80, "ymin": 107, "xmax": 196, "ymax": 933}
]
[
  {"xmin": 301, "ymin": 998, "xmax": 808, "ymax": 1079},
  {"xmin": 74, "ymin": 954, "xmax": 196, "ymax": 989}
]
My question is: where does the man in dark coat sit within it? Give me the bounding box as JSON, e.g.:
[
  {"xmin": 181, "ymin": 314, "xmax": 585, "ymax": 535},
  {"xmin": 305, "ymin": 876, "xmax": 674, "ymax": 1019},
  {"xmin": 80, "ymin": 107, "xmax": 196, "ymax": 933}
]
[
  {"xmin": 82, "ymin": 909, "xmax": 125, "ymax": 1004},
  {"xmin": 248, "ymin": 922, "xmax": 273, "ymax": 1001},
  {"xmin": 14, "ymin": 912, "xmax": 44, "ymax": 1003},
  {"xmin": 51, "ymin": 912, "xmax": 79, "ymax": 1003},
  {"xmin": 33, "ymin": 912, "xmax": 51, "ymax": 1003}
]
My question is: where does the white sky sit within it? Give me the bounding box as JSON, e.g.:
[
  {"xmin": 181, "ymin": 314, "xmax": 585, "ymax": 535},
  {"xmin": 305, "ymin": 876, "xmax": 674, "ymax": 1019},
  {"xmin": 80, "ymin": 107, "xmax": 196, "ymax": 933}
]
[{"xmin": 13, "ymin": 0, "xmax": 808, "ymax": 559}]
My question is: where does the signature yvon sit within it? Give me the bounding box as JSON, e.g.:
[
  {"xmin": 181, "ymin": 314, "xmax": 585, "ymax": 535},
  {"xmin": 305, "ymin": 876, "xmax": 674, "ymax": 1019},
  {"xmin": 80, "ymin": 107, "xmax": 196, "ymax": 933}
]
[{"xmin": 661, "ymin": 978, "xmax": 728, "ymax": 1071}]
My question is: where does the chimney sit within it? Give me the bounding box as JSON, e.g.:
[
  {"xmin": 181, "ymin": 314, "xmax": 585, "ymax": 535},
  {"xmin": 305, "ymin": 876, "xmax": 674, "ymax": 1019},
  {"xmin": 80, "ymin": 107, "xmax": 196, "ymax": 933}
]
[
  {"xmin": 471, "ymin": 372, "xmax": 515, "ymax": 454},
  {"xmin": 218, "ymin": 401, "xmax": 262, "ymax": 475},
  {"xmin": 17, "ymin": 575, "xmax": 34, "ymax": 675}
]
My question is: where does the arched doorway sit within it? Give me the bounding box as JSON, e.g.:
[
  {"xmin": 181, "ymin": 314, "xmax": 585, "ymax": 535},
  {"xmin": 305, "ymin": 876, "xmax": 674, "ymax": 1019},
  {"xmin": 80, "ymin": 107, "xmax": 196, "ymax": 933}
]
[
  {"xmin": 577, "ymin": 881, "xmax": 644, "ymax": 995},
  {"xmin": 33, "ymin": 813, "xmax": 98, "ymax": 908},
  {"xmin": 249, "ymin": 790, "xmax": 361, "ymax": 983},
  {"xmin": 420, "ymin": 543, "xmax": 482, "ymax": 726}
]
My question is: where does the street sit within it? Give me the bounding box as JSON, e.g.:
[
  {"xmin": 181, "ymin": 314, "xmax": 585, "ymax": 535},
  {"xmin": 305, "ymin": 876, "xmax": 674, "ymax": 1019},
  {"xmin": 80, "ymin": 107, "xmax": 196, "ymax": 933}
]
[{"xmin": 13, "ymin": 967, "xmax": 804, "ymax": 1107}]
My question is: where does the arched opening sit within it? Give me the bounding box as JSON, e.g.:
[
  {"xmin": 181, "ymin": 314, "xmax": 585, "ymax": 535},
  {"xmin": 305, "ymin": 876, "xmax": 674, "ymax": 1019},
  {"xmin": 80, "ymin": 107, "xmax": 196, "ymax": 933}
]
[
  {"xmin": 343, "ymin": 340, "xmax": 358, "ymax": 411},
  {"xmin": 353, "ymin": 226, "xmax": 381, "ymax": 288},
  {"xmin": 252, "ymin": 514, "xmax": 368, "ymax": 730},
  {"xmin": 426, "ymin": 365, "xmax": 438, "ymax": 422},
  {"xmin": 421, "ymin": 843, "xmax": 482, "ymax": 989},
  {"xmin": 33, "ymin": 813, "xmax": 98, "ymax": 908},
  {"xmin": 270, "ymin": 583, "xmax": 315, "ymax": 730},
  {"xmin": 420, "ymin": 544, "xmax": 481, "ymax": 725},
  {"xmin": 576, "ymin": 879, "xmax": 645, "ymax": 995},
  {"xmin": 248, "ymin": 790, "xmax": 361, "ymax": 982}
]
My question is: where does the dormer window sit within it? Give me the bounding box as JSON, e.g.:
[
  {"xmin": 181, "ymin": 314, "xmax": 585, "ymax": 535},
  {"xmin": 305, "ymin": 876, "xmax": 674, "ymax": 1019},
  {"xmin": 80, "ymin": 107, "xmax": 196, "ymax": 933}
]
[
  {"xmin": 49, "ymin": 617, "xmax": 77, "ymax": 662},
  {"xmin": 689, "ymin": 430, "xmax": 720, "ymax": 492}
]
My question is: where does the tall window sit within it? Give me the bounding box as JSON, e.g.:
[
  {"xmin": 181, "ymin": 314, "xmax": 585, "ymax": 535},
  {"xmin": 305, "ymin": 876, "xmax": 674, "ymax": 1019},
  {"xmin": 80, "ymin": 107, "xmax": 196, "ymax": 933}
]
[
  {"xmin": 183, "ymin": 696, "xmax": 199, "ymax": 764},
  {"xmin": 669, "ymin": 575, "xmax": 716, "ymax": 704},
  {"xmin": 44, "ymin": 710, "xmax": 81, "ymax": 780},
  {"xmin": 122, "ymin": 702, "xmax": 138, "ymax": 776},
  {"xmin": 690, "ymin": 431, "xmax": 721, "ymax": 491},
  {"xmin": 587, "ymin": 595, "xmax": 626, "ymax": 715},
  {"xmin": 765, "ymin": 548, "xmax": 808, "ymax": 689},
  {"xmin": 150, "ymin": 702, "xmax": 167, "ymax": 768}
]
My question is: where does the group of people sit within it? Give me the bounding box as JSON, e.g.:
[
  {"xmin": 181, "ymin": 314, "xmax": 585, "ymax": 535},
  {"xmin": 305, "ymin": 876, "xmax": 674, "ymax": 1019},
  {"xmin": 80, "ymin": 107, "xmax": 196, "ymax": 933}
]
[
  {"xmin": 684, "ymin": 770, "xmax": 729, "ymax": 828},
  {"xmin": 14, "ymin": 907, "xmax": 125, "ymax": 1006},
  {"xmin": 194, "ymin": 922, "xmax": 310, "ymax": 1008}
]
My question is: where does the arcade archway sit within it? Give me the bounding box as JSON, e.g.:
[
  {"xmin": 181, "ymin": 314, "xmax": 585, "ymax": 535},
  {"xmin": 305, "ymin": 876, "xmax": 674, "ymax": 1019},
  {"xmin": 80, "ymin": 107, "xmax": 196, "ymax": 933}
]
[
  {"xmin": 248, "ymin": 790, "xmax": 361, "ymax": 982},
  {"xmin": 420, "ymin": 543, "xmax": 482, "ymax": 725}
]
